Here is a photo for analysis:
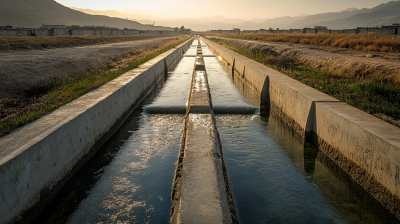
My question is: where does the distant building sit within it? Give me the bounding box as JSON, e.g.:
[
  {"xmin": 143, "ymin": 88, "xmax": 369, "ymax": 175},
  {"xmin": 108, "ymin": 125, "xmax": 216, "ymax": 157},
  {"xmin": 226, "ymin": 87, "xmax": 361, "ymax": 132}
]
[
  {"xmin": 303, "ymin": 28, "xmax": 315, "ymax": 34},
  {"xmin": 232, "ymin": 28, "xmax": 240, "ymax": 34},
  {"xmin": 41, "ymin": 25, "xmax": 67, "ymax": 29},
  {"xmin": 0, "ymin": 26, "xmax": 13, "ymax": 30}
]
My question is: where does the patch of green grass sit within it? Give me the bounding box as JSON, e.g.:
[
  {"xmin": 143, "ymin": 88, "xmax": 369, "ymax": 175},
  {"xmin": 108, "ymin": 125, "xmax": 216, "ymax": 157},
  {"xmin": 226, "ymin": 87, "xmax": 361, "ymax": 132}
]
[
  {"xmin": 208, "ymin": 37, "xmax": 400, "ymax": 125},
  {"xmin": 0, "ymin": 37, "xmax": 190, "ymax": 136}
]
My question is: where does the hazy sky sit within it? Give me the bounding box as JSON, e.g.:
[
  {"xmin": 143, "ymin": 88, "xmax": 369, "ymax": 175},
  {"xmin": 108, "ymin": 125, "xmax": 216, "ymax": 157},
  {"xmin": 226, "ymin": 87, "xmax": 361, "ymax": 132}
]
[{"xmin": 56, "ymin": 0, "xmax": 394, "ymax": 19}]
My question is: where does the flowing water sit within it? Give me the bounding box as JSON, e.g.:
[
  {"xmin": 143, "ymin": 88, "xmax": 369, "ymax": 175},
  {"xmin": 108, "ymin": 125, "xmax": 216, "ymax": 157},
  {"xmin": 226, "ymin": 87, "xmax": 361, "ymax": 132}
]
[
  {"xmin": 31, "ymin": 39, "xmax": 399, "ymax": 224},
  {"xmin": 32, "ymin": 42, "xmax": 197, "ymax": 224},
  {"xmin": 200, "ymin": 40, "xmax": 399, "ymax": 224}
]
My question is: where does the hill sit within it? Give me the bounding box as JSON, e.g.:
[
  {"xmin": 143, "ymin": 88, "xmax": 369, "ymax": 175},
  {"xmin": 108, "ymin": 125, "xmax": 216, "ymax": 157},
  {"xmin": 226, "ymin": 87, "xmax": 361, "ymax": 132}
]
[
  {"xmin": 289, "ymin": 0, "xmax": 400, "ymax": 29},
  {"xmin": 0, "ymin": 0, "xmax": 172, "ymax": 30},
  {"xmin": 64, "ymin": 0, "xmax": 400, "ymax": 31}
]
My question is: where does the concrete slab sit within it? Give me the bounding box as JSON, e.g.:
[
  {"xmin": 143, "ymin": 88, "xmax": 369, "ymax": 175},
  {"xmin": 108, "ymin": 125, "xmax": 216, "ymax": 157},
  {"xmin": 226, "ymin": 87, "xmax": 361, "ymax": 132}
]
[
  {"xmin": 315, "ymin": 102, "xmax": 400, "ymax": 201},
  {"xmin": 172, "ymin": 114, "xmax": 232, "ymax": 223},
  {"xmin": 171, "ymin": 45, "xmax": 234, "ymax": 223}
]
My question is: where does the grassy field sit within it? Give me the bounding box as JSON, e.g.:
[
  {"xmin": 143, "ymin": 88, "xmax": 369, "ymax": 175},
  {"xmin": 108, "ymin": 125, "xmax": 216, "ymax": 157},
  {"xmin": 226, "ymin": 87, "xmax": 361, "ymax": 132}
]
[
  {"xmin": 209, "ymin": 33, "xmax": 400, "ymax": 53},
  {"xmin": 0, "ymin": 34, "xmax": 178, "ymax": 51},
  {"xmin": 0, "ymin": 36, "xmax": 190, "ymax": 136},
  {"xmin": 207, "ymin": 37, "xmax": 400, "ymax": 128}
]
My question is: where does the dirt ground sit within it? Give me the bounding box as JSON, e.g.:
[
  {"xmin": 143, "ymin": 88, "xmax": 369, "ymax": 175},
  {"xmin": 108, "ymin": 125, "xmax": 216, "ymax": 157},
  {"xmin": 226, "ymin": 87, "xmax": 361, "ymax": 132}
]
[
  {"xmin": 0, "ymin": 35, "xmax": 177, "ymax": 52},
  {"xmin": 289, "ymin": 42, "xmax": 400, "ymax": 61},
  {"xmin": 210, "ymin": 37, "xmax": 400, "ymax": 85},
  {"xmin": 0, "ymin": 36, "xmax": 186, "ymax": 100}
]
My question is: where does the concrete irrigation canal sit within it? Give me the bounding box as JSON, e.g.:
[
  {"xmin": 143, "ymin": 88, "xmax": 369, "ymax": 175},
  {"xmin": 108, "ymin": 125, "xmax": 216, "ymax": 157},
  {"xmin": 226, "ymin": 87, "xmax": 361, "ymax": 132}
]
[{"xmin": 1, "ymin": 36, "xmax": 400, "ymax": 223}]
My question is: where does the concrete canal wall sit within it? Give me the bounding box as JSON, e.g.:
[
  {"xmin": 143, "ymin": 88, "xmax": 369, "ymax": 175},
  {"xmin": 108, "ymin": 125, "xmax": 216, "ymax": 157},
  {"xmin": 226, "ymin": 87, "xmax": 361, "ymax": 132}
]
[
  {"xmin": 202, "ymin": 37, "xmax": 400, "ymax": 217},
  {"xmin": 0, "ymin": 38, "xmax": 193, "ymax": 224},
  {"xmin": 171, "ymin": 40, "xmax": 234, "ymax": 223}
]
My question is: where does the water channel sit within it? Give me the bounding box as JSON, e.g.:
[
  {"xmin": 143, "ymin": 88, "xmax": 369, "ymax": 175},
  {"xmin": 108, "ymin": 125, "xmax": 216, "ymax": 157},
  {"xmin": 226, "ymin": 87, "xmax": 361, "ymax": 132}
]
[{"xmin": 32, "ymin": 39, "xmax": 399, "ymax": 223}]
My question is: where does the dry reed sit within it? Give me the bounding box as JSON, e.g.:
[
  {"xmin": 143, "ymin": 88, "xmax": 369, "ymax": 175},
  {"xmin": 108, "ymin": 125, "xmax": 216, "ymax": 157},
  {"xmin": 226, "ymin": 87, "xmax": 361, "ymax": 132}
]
[{"xmin": 210, "ymin": 33, "xmax": 400, "ymax": 53}]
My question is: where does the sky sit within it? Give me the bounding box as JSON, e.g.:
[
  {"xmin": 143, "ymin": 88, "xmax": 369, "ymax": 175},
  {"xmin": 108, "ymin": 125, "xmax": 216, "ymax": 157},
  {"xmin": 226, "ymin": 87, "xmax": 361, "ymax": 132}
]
[{"xmin": 56, "ymin": 0, "xmax": 394, "ymax": 20}]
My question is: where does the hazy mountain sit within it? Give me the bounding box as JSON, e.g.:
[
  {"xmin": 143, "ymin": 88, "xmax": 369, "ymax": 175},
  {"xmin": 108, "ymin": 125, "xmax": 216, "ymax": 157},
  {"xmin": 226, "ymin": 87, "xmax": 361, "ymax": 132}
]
[
  {"xmin": 310, "ymin": 10, "xmax": 400, "ymax": 29},
  {"xmin": 257, "ymin": 15, "xmax": 309, "ymax": 29},
  {"xmin": 288, "ymin": 8, "xmax": 371, "ymax": 29},
  {"xmin": 69, "ymin": 7, "xmax": 133, "ymax": 19},
  {"xmin": 2, "ymin": 0, "xmax": 397, "ymax": 33},
  {"xmin": 297, "ymin": 0, "xmax": 400, "ymax": 29},
  {"xmin": 71, "ymin": 8, "xmax": 252, "ymax": 31},
  {"xmin": 0, "ymin": 0, "xmax": 172, "ymax": 30}
]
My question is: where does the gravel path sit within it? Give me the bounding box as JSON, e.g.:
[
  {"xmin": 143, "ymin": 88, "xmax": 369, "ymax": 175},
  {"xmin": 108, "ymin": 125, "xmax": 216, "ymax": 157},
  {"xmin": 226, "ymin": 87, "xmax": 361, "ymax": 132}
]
[{"xmin": 0, "ymin": 36, "xmax": 185, "ymax": 99}]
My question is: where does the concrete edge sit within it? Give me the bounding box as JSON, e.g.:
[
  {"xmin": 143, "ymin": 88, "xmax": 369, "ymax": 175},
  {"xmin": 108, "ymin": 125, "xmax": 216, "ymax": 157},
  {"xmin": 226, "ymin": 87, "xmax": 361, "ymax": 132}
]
[
  {"xmin": 0, "ymin": 37, "xmax": 194, "ymax": 224},
  {"xmin": 170, "ymin": 38, "xmax": 235, "ymax": 223},
  {"xmin": 202, "ymin": 37, "xmax": 400, "ymax": 218}
]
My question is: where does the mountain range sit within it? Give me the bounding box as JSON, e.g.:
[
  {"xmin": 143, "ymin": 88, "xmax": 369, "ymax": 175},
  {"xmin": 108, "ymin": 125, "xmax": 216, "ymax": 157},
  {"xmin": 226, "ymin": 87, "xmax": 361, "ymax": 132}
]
[
  {"xmin": 73, "ymin": 1, "xmax": 400, "ymax": 31},
  {"xmin": 1, "ymin": 0, "xmax": 400, "ymax": 31},
  {"xmin": 0, "ymin": 0, "xmax": 172, "ymax": 30}
]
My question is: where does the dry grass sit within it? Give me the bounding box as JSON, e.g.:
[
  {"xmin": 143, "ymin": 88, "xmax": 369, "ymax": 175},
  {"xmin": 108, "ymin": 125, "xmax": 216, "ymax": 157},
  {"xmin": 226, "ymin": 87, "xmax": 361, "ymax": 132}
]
[
  {"xmin": 209, "ymin": 33, "xmax": 400, "ymax": 53},
  {"xmin": 208, "ymin": 36, "xmax": 400, "ymax": 86},
  {"xmin": 208, "ymin": 37, "xmax": 400, "ymax": 127},
  {"xmin": 0, "ymin": 37, "xmax": 190, "ymax": 136},
  {"xmin": 0, "ymin": 34, "xmax": 177, "ymax": 52}
]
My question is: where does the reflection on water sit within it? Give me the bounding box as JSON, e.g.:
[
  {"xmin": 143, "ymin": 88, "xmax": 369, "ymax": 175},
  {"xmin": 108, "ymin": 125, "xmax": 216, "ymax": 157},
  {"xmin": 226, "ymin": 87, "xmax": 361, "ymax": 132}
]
[
  {"xmin": 217, "ymin": 114, "xmax": 400, "ymax": 223},
  {"xmin": 142, "ymin": 45, "xmax": 196, "ymax": 114},
  {"xmin": 32, "ymin": 41, "xmax": 197, "ymax": 224},
  {"xmin": 313, "ymin": 151, "xmax": 400, "ymax": 224},
  {"xmin": 217, "ymin": 115, "xmax": 347, "ymax": 223},
  {"xmin": 65, "ymin": 114, "xmax": 184, "ymax": 223},
  {"xmin": 201, "ymin": 40, "xmax": 260, "ymax": 114},
  {"xmin": 33, "ymin": 113, "xmax": 184, "ymax": 224}
]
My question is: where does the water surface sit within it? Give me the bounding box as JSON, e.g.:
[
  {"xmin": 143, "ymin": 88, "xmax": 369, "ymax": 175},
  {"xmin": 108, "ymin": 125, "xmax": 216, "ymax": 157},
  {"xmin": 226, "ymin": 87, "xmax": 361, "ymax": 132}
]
[
  {"xmin": 32, "ymin": 41, "xmax": 197, "ymax": 224},
  {"xmin": 201, "ymin": 40, "xmax": 400, "ymax": 224}
]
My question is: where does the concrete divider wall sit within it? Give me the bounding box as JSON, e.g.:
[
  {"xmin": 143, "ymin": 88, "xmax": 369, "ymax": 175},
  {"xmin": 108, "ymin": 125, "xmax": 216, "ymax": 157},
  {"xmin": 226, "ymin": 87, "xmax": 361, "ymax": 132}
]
[
  {"xmin": 171, "ymin": 39, "xmax": 234, "ymax": 223},
  {"xmin": 0, "ymin": 37, "xmax": 193, "ymax": 224},
  {"xmin": 202, "ymin": 38, "xmax": 400, "ymax": 217}
]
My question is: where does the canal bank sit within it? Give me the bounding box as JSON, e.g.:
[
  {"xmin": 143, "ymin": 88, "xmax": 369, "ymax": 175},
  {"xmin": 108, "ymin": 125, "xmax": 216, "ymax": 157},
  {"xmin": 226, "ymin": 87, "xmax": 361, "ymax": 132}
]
[
  {"xmin": 203, "ymin": 37, "xmax": 400, "ymax": 218},
  {"xmin": 2, "ymin": 35, "xmax": 400, "ymax": 224},
  {"xmin": 0, "ymin": 38, "xmax": 193, "ymax": 224}
]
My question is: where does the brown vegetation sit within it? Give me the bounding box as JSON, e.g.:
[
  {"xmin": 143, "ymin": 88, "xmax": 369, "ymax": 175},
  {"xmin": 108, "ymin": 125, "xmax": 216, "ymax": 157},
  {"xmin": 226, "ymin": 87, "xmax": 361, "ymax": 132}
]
[
  {"xmin": 0, "ymin": 35, "xmax": 177, "ymax": 52},
  {"xmin": 210, "ymin": 33, "xmax": 400, "ymax": 53}
]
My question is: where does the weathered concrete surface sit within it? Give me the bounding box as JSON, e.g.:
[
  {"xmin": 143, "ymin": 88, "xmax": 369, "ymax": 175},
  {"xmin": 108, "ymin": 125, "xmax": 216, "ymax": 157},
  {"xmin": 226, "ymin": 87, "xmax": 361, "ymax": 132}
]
[
  {"xmin": 172, "ymin": 114, "xmax": 232, "ymax": 223},
  {"xmin": 203, "ymin": 38, "xmax": 339, "ymax": 138},
  {"xmin": 0, "ymin": 35, "xmax": 188, "ymax": 99},
  {"xmin": 171, "ymin": 41, "xmax": 233, "ymax": 223},
  {"xmin": 315, "ymin": 102, "xmax": 400, "ymax": 216},
  {"xmin": 0, "ymin": 38, "xmax": 193, "ymax": 224},
  {"xmin": 202, "ymin": 37, "xmax": 400, "ymax": 217}
]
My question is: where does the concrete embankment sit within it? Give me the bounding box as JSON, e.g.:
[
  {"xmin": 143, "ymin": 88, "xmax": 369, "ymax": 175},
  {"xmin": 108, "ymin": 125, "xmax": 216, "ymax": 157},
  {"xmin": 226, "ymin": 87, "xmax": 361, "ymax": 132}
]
[
  {"xmin": 171, "ymin": 40, "xmax": 234, "ymax": 223},
  {"xmin": 0, "ymin": 37, "xmax": 193, "ymax": 224},
  {"xmin": 208, "ymin": 37, "xmax": 400, "ymax": 84},
  {"xmin": 0, "ymin": 35, "xmax": 188, "ymax": 99},
  {"xmin": 203, "ymin": 37, "xmax": 400, "ymax": 218}
]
